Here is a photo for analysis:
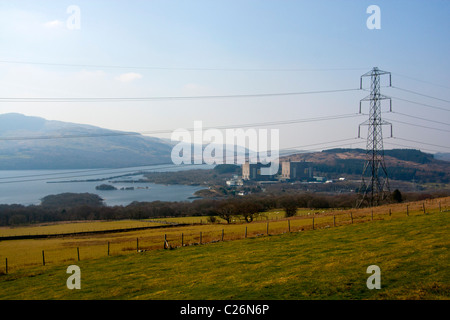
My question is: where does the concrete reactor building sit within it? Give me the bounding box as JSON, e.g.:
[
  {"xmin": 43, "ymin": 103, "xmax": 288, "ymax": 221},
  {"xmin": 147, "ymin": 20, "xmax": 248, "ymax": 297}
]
[
  {"xmin": 281, "ymin": 160, "xmax": 313, "ymax": 181},
  {"xmin": 242, "ymin": 162, "xmax": 276, "ymax": 181}
]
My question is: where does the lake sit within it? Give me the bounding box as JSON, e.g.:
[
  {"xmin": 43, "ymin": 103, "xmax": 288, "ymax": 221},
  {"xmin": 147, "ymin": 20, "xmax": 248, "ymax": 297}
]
[{"xmin": 0, "ymin": 165, "xmax": 213, "ymax": 206}]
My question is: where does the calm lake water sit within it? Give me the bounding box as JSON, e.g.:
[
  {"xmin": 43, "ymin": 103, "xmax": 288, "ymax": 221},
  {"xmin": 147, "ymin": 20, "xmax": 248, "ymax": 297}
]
[{"xmin": 0, "ymin": 165, "xmax": 212, "ymax": 206}]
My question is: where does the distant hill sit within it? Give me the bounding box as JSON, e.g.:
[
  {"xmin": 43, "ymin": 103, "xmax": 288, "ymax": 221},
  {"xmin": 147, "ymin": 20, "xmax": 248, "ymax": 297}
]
[
  {"xmin": 434, "ymin": 153, "xmax": 450, "ymax": 162},
  {"xmin": 282, "ymin": 148, "xmax": 450, "ymax": 183},
  {"xmin": 0, "ymin": 113, "xmax": 174, "ymax": 169}
]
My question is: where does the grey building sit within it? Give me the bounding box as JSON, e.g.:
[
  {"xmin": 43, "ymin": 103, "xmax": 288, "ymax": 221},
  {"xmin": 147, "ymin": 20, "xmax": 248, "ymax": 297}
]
[
  {"xmin": 281, "ymin": 160, "xmax": 313, "ymax": 181},
  {"xmin": 242, "ymin": 162, "xmax": 276, "ymax": 181}
]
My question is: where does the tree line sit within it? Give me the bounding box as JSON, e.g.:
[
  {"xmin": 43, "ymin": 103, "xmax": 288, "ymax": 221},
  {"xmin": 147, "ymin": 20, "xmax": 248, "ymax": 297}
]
[{"xmin": 0, "ymin": 190, "xmax": 448, "ymax": 226}]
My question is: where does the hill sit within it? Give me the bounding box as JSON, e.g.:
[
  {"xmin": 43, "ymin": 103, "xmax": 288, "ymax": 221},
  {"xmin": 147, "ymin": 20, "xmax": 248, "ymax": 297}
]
[
  {"xmin": 282, "ymin": 148, "xmax": 450, "ymax": 183},
  {"xmin": 0, "ymin": 113, "xmax": 173, "ymax": 169},
  {"xmin": 435, "ymin": 153, "xmax": 450, "ymax": 162}
]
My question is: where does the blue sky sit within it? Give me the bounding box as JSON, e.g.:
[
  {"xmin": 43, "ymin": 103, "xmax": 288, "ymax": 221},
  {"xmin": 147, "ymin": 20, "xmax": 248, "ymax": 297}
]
[{"xmin": 0, "ymin": 0, "xmax": 449, "ymax": 153}]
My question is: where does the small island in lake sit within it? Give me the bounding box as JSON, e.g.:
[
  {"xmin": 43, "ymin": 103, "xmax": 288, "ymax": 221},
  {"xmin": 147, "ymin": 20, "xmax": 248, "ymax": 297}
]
[
  {"xmin": 120, "ymin": 187, "xmax": 135, "ymax": 190},
  {"xmin": 95, "ymin": 184, "xmax": 117, "ymax": 191}
]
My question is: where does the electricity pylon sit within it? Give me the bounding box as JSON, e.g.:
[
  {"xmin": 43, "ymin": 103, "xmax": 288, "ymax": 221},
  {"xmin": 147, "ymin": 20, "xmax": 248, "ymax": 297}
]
[{"xmin": 357, "ymin": 67, "xmax": 392, "ymax": 208}]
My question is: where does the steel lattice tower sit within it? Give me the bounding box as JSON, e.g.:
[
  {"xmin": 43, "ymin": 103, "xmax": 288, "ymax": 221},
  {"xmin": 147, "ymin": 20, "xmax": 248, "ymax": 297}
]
[{"xmin": 357, "ymin": 67, "xmax": 393, "ymax": 208}]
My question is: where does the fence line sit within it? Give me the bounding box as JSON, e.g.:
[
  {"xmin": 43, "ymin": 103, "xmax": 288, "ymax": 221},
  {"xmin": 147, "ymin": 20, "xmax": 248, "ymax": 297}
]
[{"xmin": 1, "ymin": 198, "xmax": 448, "ymax": 274}]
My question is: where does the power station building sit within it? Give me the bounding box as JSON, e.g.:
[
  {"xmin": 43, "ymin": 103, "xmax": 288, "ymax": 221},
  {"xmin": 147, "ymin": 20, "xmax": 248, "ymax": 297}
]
[
  {"xmin": 242, "ymin": 160, "xmax": 313, "ymax": 182},
  {"xmin": 281, "ymin": 160, "xmax": 313, "ymax": 181},
  {"xmin": 242, "ymin": 162, "xmax": 276, "ymax": 181}
]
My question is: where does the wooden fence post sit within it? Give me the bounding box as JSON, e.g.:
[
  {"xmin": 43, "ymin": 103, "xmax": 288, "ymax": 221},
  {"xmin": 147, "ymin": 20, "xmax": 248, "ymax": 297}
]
[{"xmin": 42, "ymin": 250, "xmax": 45, "ymax": 266}]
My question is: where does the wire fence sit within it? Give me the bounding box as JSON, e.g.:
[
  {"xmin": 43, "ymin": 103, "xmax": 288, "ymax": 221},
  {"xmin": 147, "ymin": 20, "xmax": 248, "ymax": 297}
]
[{"xmin": 1, "ymin": 197, "xmax": 448, "ymax": 274}]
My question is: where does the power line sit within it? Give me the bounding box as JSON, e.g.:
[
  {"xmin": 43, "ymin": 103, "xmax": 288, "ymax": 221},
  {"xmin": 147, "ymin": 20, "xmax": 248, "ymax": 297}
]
[
  {"xmin": 360, "ymin": 88, "xmax": 450, "ymax": 113},
  {"xmin": 0, "ymin": 113, "xmax": 364, "ymax": 141},
  {"xmin": 0, "ymin": 163, "xmax": 186, "ymax": 184},
  {"xmin": 392, "ymin": 137, "xmax": 450, "ymax": 150},
  {"xmin": 391, "ymin": 72, "xmax": 450, "ymax": 91},
  {"xmin": 390, "ymin": 86, "xmax": 450, "ymax": 104},
  {"xmin": 0, "ymin": 59, "xmax": 369, "ymax": 72},
  {"xmin": 383, "ymin": 140, "xmax": 445, "ymax": 154},
  {"xmin": 0, "ymin": 137, "xmax": 363, "ymax": 183},
  {"xmin": 279, "ymin": 140, "xmax": 366, "ymax": 155},
  {"xmin": 384, "ymin": 117, "xmax": 450, "ymax": 133},
  {"xmin": 389, "ymin": 95, "xmax": 450, "ymax": 112},
  {"xmin": 0, "ymin": 135, "xmax": 442, "ymax": 184},
  {"xmin": 389, "ymin": 111, "xmax": 450, "ymax": 127},
  {"xmin": 0, "ymin": 162, "xmax": 179, "ymax": 181},
  {"xmin": 278, "ymin": 137, "xmax": 362, "ymax": 153},
  {"xmin": 0, "ymin": 88, "xmax": 360, "ymax": 103}
]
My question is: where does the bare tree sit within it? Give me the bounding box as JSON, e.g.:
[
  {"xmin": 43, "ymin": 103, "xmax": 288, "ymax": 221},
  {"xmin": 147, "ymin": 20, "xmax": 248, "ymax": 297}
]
[{"xmin": 217, "ymin": 203, "xmax": 236, "ymax": 224}]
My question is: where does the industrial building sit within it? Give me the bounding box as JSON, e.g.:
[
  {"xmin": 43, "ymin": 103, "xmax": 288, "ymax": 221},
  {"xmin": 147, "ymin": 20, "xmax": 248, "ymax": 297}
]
[
  {"xmin": 242, "ymin": 162, "xmax": 276, "ymax": 181},
  {"xmin": 241, "ymin": 160, "xmax": 313, "ymax": 182},
  {"xmin": 280, "ymin": 160, "xmax": 313, "ymax": 181}
]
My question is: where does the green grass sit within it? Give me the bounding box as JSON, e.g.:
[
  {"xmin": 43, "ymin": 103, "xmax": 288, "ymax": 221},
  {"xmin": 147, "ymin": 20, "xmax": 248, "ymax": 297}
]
[{"xmin": 0, "ymin": 212, "xmax": 448, "ymax": 300}]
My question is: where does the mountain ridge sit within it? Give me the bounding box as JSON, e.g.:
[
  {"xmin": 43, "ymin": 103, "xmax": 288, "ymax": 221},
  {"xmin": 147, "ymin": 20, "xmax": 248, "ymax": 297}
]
[{"xmin": 0, "ymin": 113, "xmax": 173, "ymax": 169}]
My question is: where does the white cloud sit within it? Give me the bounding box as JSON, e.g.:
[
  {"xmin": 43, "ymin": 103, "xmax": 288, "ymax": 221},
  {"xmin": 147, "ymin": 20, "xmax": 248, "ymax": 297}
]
[
  {"xmin": 43, "ymin": 20, "xmax": 63, "ymax": 28},
  {"xmin": 114, "ymin": 72, "xmax": 143, "ymax": 83}
]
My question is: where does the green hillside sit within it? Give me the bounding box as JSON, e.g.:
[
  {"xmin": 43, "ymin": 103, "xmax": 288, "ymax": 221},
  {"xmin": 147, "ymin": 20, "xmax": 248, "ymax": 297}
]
[{"xmin": 0, "ymin": 212, "xmax": 448, "ymax": 300}]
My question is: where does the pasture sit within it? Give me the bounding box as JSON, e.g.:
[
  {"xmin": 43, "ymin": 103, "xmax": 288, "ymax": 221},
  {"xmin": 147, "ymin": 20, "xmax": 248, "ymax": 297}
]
[
  {"xmin": 0, "ymin": 197, "xmax": 448, "ymax": 274},
  {"xmin": 0, "ymin": 207, "xmax": 448, "ymax": 300}
]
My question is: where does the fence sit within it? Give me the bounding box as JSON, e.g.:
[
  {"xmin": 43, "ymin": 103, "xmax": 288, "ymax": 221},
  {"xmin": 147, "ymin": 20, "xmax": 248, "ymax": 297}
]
[{"xmin": 1, "ymin": 197, "xmax": 448, "ymax": 274}]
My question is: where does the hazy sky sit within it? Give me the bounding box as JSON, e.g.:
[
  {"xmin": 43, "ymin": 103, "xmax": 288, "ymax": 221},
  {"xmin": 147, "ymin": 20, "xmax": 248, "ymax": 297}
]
[{"xmin": 0, "ymin": 0, "xmax": 449, "ymax": 153}]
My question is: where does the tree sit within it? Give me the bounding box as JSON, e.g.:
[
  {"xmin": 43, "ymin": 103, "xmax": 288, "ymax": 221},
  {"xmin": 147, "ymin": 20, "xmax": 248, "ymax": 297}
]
[
  {"xmin": 392, "ymin": 189, "xmax": 403, "ymax": 203},
  {"xmin": 237, "ymin": 201, "xmax": 263, "ymax": 223},
  {"xmin": 217, "ymin": 203, "xmax": 236, "ymax": 224},
  {"xmin": 279, "ymin": 196, "xmax": 298, "ymax": 218},
  {"xmin": 41, "ymin": 193, "xmax": 104, "ymax": 209},
  {"xmin": 307, "ymin": 196, "xmax": 330, "ymax": 209}
]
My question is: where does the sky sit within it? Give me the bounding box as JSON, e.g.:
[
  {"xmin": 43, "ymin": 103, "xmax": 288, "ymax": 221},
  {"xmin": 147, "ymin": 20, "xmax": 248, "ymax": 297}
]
[{"xmin": 0, "ymin": 0, "xmax": 449, "ymax": 154}]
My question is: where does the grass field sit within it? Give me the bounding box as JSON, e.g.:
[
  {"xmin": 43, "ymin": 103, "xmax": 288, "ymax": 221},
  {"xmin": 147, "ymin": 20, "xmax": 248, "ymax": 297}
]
[
  {"xmin": 0, "ymin": 219, "xmax": 164, "ymax": 237},
  {"xmin": 0, "ymin": 204, "xmax": 448, "ymax": 300},
  {"xmin": 0, "ymin": 197, "xmax": 448, "ymax": 273},
  {"xmin": 151, "ymin": 208, "xmax": 315, "ymax": 225}
]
